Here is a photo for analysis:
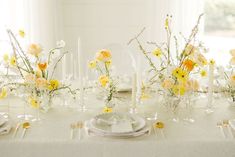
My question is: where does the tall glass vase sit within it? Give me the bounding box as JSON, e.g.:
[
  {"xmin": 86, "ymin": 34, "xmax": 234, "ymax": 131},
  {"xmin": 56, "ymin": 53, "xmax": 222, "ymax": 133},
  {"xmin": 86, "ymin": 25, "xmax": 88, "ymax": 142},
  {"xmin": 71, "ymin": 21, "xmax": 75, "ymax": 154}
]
[{"xmin": 163, "ymin": 95, "xmax": 181, "ymax": 122}]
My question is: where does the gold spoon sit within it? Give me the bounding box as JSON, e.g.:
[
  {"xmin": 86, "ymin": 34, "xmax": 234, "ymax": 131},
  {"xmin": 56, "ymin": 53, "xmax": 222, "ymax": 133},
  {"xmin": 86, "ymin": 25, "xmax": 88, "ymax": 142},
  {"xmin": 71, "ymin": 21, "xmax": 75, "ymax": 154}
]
[
  {"xmin": 154, "ymin": 121, "xmax": 166, "ymax": 138},
  {"xmin": 223, "ymin": 120, "xmax": 234, "ymax": 138},
  {"xmin": 217, "ymin": 121, "xmax": 226, "ymax": 138},
  {"xmin": 21, "ymin": 122, "xmax": 30, "ymax": 139},
  {"xmin": 70, "ymin": 123, "xmax": 77, "ymax": 139},
  {"xmin": 77, "ymin": 121, "xmax": 84, "ymax": 140}
]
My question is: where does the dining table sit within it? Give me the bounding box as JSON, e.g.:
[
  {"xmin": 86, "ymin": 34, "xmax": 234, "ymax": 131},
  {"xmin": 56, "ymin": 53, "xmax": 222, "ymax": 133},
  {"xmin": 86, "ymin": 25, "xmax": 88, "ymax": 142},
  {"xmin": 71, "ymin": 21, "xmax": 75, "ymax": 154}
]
[{"xmin": 0, "ymin": 91, "xmax": 235, "ymax": 157}]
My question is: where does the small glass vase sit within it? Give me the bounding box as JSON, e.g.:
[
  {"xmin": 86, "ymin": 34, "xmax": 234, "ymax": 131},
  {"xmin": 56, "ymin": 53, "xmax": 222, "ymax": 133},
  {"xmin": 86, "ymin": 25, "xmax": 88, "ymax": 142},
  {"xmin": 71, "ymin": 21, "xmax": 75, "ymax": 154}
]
[{"xmin": 164, "ymin": 95, "xmax": 181, "ymax": 122}]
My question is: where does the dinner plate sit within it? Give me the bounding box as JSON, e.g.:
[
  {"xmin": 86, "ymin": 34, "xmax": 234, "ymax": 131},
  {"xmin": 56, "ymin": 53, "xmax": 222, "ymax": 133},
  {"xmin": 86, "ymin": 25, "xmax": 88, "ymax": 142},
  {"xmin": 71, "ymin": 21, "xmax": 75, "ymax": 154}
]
[
  {"xmin": 0, "ymin": 116, "xmax": 8, "ymax": 127},
  {"xmin": 229, "ymin": 119, "xmax": 235, "ymax": 130},
  {"xmin": 86, "ymin": 122, "xmax": 150, "ymax": 138},
  {"xmin": 89, "ymin": 112, "xmax": 146, "ymax": 134}
]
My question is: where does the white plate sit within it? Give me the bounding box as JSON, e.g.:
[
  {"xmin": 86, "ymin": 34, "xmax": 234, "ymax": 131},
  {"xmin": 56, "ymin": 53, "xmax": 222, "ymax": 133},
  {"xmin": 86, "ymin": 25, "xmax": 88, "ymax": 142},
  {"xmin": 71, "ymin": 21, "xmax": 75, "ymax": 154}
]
[
  {"xmin": 89, "ymin": 112, "xmax": 146, "ymax": 134},
  {"xmin": 0, "ymin": 116, "xmax": 7, "ymax": 127},
  {"xmin": 87, "ymin": 122, "xmax": 150, "ymax": 138},
  {"xmin": 229, "ymin": 119, "xmax": 235, "ymax": 130}
]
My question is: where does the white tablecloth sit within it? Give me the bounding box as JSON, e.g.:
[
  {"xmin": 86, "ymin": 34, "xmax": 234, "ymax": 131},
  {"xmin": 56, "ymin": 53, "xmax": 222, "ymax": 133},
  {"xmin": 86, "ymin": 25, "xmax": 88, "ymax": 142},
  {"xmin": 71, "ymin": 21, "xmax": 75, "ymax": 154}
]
[{"xmin": 0, "ymin": 94, "xmax": 235, "ymax": 157}]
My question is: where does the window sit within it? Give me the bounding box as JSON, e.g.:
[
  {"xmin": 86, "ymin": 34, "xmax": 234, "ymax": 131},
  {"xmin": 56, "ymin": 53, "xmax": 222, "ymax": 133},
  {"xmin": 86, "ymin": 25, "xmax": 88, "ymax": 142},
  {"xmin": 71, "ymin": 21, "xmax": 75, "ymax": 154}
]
[{"xmin": 204, "ymin": 0, "xmax": 235, "ymax": 65}]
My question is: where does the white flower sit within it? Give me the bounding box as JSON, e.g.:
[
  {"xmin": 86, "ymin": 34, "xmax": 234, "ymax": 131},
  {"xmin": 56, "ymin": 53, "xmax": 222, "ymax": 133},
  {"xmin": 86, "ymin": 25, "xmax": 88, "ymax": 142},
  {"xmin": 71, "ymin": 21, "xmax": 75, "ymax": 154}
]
[{"xmin": 56, "ymin": 40, "xmax": 66, "ymax": 48}]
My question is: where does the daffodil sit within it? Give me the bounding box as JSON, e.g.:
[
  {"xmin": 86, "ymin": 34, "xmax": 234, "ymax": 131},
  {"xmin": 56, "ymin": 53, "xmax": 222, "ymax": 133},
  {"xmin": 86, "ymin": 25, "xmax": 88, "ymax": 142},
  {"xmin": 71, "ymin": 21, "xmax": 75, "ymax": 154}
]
[
  {"xmin": 29, "ymin": 97, "xmax": 39, "ymax": 109},
  {"xmin": 48, "ymin": 79, "xmax": 60, "ymax": 90},
  {"xmin": 103, "ymin": 107, "xmax": 112, "ymax": 113},
  {"xmin": 10, "ymin": 56, "xmax": 16, "ymax": 66},
  {"xmin": 19, "ymin": 29, "xmax": 25, "ymax": 38},
  {"xmin": 99, "ymin": 75, "xmax": 109, "ymax": 87},
  {"xmin": 152, "ymin": 48, "xmax": 162, "ymax": 58},
  {"xmin": 96, "ymin": 49, "xmax": 111, "ymax": 62},
  {"xmin": 88, "ymin": 60, "xmax": 97, "ymax": 69},
  {"xmin": 0, "ymin": 88, "xmax": 7, "ymax": 99},
  {"xmin": 200, "ymin": 70, "xmax": 207, "ymax": 77},
  {"xmin": 172, "ymin": 85, "xmax": 186, "ymax": 96}
]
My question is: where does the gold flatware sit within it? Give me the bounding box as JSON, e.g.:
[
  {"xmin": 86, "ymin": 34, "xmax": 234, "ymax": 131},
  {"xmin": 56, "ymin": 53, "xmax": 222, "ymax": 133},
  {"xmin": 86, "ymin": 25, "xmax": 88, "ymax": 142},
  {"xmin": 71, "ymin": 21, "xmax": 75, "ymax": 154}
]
[
  {"xmin": 223, "ymin": 120, "xmax": 234, "ymax": 138},
  {"xmin": 154, "ymin": 121, "xmax": 166, "ymax": 139},
  {"xmin": 77, "ymin": 121, "xmax": 84, "ymax": 140},
  {"xmin": 12, "ymin": 122, "xmax": 21, "ymax": 138},
  {"xmin": 70, "ymin": 123, "xmax": 77, "ymax": 139},
  {"xmin": 217, "ymin": 121, "xmax": 226, "ymax": 138},
  {"xmin": 21, "ymin": 122, "xmax": 30, "ymax": 139}
]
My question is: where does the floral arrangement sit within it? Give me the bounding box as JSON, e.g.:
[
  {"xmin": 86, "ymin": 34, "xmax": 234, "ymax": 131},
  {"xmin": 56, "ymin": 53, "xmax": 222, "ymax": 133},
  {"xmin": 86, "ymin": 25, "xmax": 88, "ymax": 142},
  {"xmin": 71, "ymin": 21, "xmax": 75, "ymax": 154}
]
[
  {"xmin": 88, "ymin": 49, "xmax": 117, "ymax": 110},
  {"xmin": 128, "ymin": 14, "xmax": 209, "ymax": 98},
  {"xmin": 0, "ymin": 29, "xmax": 76, "ymax": 112}
]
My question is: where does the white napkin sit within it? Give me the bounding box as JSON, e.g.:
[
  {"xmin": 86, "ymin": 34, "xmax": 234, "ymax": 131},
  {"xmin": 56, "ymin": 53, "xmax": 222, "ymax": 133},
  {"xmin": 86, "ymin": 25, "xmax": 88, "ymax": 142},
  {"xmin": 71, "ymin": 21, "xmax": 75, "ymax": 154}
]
[{"xmin": 111, "ymin": 121, "xmax": 133, "ymax": 133}]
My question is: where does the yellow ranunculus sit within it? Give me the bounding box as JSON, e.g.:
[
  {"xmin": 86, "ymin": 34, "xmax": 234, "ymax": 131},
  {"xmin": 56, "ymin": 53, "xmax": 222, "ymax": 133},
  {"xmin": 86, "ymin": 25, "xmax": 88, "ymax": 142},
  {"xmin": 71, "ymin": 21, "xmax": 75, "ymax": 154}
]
[
  {"xmin": 28, "ymin": 44, "xmax": 42, "ymax": 57},
  {"xmin": 10, "ymin": 56, "xmax": 16, "ymax": 66},
  {"xmin": 88, "ymin": 60, "xmax": 97, "ymax": 69},
  {"xmin": 103, "ymin": 107, "xmax": 112, "ymax": 113},
  {"xmin": 96, "ymin": 49, "xmax": 111, "ymax": 62},
  {"xmin": 29, "ymin": 97, "xmax": 39, "ymax": 109},
  {"xmin": 152, "ymin": 48, "xmax": 162, "ymax": 58},
  {"xmin": 0, "ymin": 88, "xmax": 7, "ymax": 99},
  {"xmin": 99, "ymin": 75, "xmax": 109, "ymax": 87},
  {"xmin": 200, "ymin": 70, "xmax": 207, "ymax": 77},
  {"xmin": 48, "ymin": 79, "xmax": 60, "ymax": 90},
  {"xmin": 3, "ymin": 54, "xmax": 9, "ymax": 63},
  {"xmin": 19, "ymin": 29, "xmax": 25, "ymax": 38},
  {"xmin": 172, "ymin": 85, "xmax": 186, "ymax": 96}
]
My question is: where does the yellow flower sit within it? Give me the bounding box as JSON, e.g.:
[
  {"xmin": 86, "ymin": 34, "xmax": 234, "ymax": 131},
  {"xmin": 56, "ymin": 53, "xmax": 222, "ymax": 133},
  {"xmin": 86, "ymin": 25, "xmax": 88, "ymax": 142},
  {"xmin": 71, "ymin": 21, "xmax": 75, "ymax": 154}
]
[
  {"xmin": 182, "ymin": 59, "xmax": 195, "ymax": 72},
  {"xmin": 99, "ymin": 75, "xmax": 109, "ymax": 87},
  {"xmin": 10, "ymin": 56, "xmax": 16, "ymax": 66},
  {"xmin": 209, "ymin": 59, "xmax": 215, "ymax": 65},
  {"xmin": 105, "ymin": 60, "xmax": 112, "ymax": 67},
  {"xmin": 35, "ymin": 70, "xmax": 42, "ymax": 78},
  {"xmin": 172, "ymin": 85, "xmax": 186, "ymax": 96},
  {"xmin": 29, "ymin": 97, "xmax": 39, "ymax": 109},
  {"xmin": 0, "ymin": 88, "xmax": 7, "ymax": 99},
  {"xmin": 88, "ymin": 60, "xmax": 97, "ymax": 69},
  {"xmin": 38, "ymin": 62, "xmax": 47, "ymax": 71},
  {"xmin": 19, "ymin": 29, "xmax": 25, "ymax": 38},
  {"xmin": 96, "ymin": 49, "xmax": 111, "ymax": 62},
  {"xmin": 3, "ymin": 54, "xmax": 9, "ymax": 63},
  {"xmin": 28, "ymin": 44, "xmax": 42, "ymax": 57},
  {"xmin": 103, "ymin": 107, "xmax": 113, "ymax": 113},
  {"xmin": 152, "ymin": 48, "xmax": 162, "ymax": 58},
  {"xmin": 178, "ymin": 69, "xmax": 188, "ymax": 83},
  {"xmin": 230, "ymin": 74, "xmax": 235, "ymax": 86},
  {"xmin": 48, "ymin": 79, "xmax": 60, "ymax": 90},
  {"xmin": 200, "ymin": 70, "xmax": 207, "ymax": 77},
  {"xmin": 172, "ymin": 67, "xmax": 182, "ymax": 78}
]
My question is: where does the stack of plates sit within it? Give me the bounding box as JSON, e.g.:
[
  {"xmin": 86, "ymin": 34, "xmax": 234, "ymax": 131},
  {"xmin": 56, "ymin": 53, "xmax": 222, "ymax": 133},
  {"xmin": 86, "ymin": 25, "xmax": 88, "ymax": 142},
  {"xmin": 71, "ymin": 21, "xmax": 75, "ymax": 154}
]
[
  {"xmin": 0, "ymin": 116, "xmax": 11, "ymax": 135},
  {"xmin": 86, "ymin": 112, "xmax": 150, "ymax": 138}
]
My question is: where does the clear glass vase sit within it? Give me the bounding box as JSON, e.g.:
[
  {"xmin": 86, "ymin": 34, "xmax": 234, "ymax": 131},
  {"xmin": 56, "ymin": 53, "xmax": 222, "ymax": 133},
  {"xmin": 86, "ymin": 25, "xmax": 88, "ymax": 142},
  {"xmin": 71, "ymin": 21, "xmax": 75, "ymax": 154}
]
[{"xmin": 164, "ymin": 95, "xmax": 181, "ymax": 122}]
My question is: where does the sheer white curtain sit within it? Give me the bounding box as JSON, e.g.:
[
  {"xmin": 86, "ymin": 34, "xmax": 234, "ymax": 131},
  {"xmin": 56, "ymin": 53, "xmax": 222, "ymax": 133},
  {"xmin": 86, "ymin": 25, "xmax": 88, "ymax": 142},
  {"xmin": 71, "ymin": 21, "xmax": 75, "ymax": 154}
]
[{"xmin": 0, "ymin": 0, "xmax": 62, "ymax": 76}]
